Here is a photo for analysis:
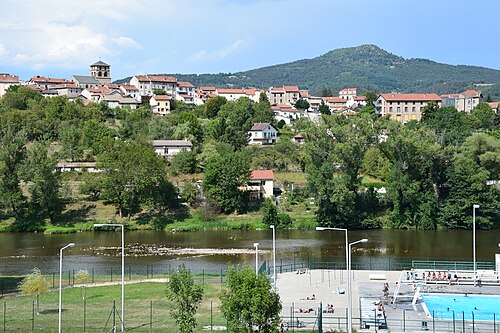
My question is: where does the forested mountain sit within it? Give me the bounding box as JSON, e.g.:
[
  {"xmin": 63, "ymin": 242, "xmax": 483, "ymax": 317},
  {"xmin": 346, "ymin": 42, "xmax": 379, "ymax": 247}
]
[{"xmin": 117, "ymin": 44, "xmax": 500, "ymax": 98}]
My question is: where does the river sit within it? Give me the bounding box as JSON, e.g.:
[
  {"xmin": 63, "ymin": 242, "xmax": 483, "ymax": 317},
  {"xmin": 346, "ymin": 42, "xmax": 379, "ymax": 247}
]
[{"xmin": 1, "ymin": 229, "xmax": 499, "ymax": 276}]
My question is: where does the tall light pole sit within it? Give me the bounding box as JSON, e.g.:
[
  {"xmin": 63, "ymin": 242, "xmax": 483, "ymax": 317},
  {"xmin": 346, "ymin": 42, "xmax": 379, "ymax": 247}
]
[
  {"xmin": 58, "ymin": 243, "xmax": 75, "ymax": 333},
  {"xmin": 348, "ymin": 238, "xmax": 368, "ymax": 333},
  {"xmin": 270, "ymin": 225, "xmax": 276, "ymax": 289},
  {"xmin": 315, "ymin": 227, "xmax": 348, "ymax": 273},
  {"xmin": 473, "ymin": 204, "xmax": 479, "ymax": 286},
  {"xmin": 94, "ymin": 223, "xmax": 125, "ymax": 332},
  {"xmin": 253, "ymin": 242, "xmax": 259, "ymax": 276}
]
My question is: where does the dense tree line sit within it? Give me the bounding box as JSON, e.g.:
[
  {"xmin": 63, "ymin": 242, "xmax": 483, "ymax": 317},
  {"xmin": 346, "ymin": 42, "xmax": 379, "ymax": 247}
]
[{"xmin": 1, "ymin": 85, "xmax": 499, "ymax": 231}]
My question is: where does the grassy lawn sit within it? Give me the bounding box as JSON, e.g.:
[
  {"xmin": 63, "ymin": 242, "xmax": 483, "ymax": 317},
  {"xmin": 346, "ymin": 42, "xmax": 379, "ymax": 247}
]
[{"xmin": 2, "ymin": 281, "xmax": 226, "ymax": 332}]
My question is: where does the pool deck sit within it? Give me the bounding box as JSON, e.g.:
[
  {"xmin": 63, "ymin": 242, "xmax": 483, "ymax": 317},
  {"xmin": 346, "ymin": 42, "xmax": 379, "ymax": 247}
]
[{"xmin": 276, "ymin": 269, "xmax": 500, "ymax": 331}]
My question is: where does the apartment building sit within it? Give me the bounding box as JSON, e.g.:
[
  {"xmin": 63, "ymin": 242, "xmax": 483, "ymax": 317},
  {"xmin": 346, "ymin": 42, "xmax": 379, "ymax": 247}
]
[
  {"xmin": 441, "ymin": 90, "xmax": 482, "ymax": 112},
  {"xmin": 376, "ymin": 93, "xmax": 442, "ymax": 123}
]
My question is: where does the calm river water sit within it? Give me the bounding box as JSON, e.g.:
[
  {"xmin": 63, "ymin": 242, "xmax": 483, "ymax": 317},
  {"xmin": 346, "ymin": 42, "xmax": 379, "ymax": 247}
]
[{"xmin": 1, "ymin": 229, "xmax": 499, "ymax": 275}]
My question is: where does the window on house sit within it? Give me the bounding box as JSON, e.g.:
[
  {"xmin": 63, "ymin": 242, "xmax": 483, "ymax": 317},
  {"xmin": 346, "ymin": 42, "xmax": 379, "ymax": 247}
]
[
  {"xmin": 404, "ymin": 107, "xmax": 408, "ymax": 112},
  {"xmin": 389, "ymin": 107, "xmax": 393, "ymax": 112},
  {"xmin": 397, "ymin": 107, "xmax": 401, "ymax": 112},
  {"xmin": 412, "ymin": 107, "xmax": 415, "ymax": 112}
]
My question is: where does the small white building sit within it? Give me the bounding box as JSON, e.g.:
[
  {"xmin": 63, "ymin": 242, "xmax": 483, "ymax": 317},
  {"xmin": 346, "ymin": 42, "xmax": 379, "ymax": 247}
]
[
  {"xmin": 130, "ymin": 75, "xmax": 177, "ymax": 97},
  {"xmin": 56, "ymin": 162, "xmax": 100, "ymax": 173},
  {"xmin": 247, "ymin": 170, "xmax": 274, "ymax": 199},
  {"xmin": 0, "ymin": 74, "xmax": 19, "ymax": 97},
  {"xmin": 152, "ymin": 140, "xmax": 193, "ymax": 159},
  {"xmin": 272, "ymin": 104, "xmax": 302, "ymax": 125},
  {"xmin": 119, "ymin": 85, "xmax": 141, "ymax": 102},
  {"xmin": 248, "ymin": 123, "xmax": 278, "ymax": 145}
]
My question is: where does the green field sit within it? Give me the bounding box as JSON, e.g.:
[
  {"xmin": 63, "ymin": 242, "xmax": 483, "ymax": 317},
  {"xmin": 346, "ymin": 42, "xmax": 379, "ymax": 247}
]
[{"xmin": 1, "ymin": 281, "xmax": 226, "ymax": 332}]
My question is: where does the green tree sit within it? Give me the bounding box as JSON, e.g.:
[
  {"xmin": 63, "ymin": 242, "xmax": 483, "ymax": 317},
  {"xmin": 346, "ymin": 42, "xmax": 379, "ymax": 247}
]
[
  {"xmin": 254, "ymin": 93, "xmax": 274, "ymax": 123},
  {"xmin": 261, "ymin": 198, "xmax": 279, "ymax": 226},
  {"xmin": 305, "ymin": 114, "xmax": 377, "ymax": 228},
  {"xmin": 0, "ymin": 86, "xmax": 42, "ymax": 110},
  {"xmin": 0, "ymin": 130, "xmax": 27, "ymax": 219},
  {"xmin": 221, "ymin": 265, "xmax": 281, "ymax": 333},
  {"xmin": 75, "ymin": 270, "xmax": 90, "ymax": 300},
  {"xmin": 82, "ymin": 119, "xmax": 114, "ymax": 156},
  {"xmin": 471, "ymin": 102, "xmax": 495, "ymax": 130},
  {"xmin": 19, "ymin": 268, "xmax": 49, "ymax": 315},
  {"xmin": 421, "ymin": 104, "xmax": 470, "ymax": 146},
  {"xmin": 59, "ymin": 124, "xmax": 84, "ymax": 161},
  {"xmin": 166, "ymin": 264, "xmax": 204, "ymax": 333},
  {"xmin": 380, "ymin": 125, "xmax": 440, "ymax": 229},
  {"xmin": 203, "ymin": 151, "xmax": 251, "ymax": 214},
  {"xmin": 23, "ymin": 141, "xmax": 63, "ymax": 223},
  {"xmin": 205, "ymin": 96, "xmax": 227, "ymax": 118},
  {"xmin": 294, "ymin": 99, "xmax": 310, "ymax": 110},
  {"xmin": 98, "ymin": 140, "xmax": 177, "ymax": 217},
  {"xmin": 318, "ymin": 101, "xmax": 330, "ymax": 115},
  {"xmin": 439, "ymin": 133, "xmax": 500, "ymax": 229},
  {"xmin": 170, "ymin": 150, "xmax": 198, "ymax": 175},
  {"xmin": 362, "ymin": 147, "xmax": 391, "ymax": 180}
]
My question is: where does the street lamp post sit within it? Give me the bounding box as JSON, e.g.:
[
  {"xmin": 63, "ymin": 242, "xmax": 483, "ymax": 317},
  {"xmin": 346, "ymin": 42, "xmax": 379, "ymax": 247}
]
[
  {"xmin": 348, "ymin": 239, "xmax": 368, "ymax": 333},
  {"xmin": 253, "ymin": 242, "xmax": 259, "ymax": 276},
  {"xmin": 270, "ymin": 225, "xmax": 276, "ymax": 289},
  {"xmin": 315, "ymin": 227, "xmax": 348, "ymax": 273},
  {"xmin": 94, "ymin": 224, "xmax": 125, "ymax": 332},
  {"xmin": 58, "ymin": 243, "xmax": 75, "ymax": 333},
  {"xmin": 473, "ymin": 204, "xmax": 480, "ymax": 286}
]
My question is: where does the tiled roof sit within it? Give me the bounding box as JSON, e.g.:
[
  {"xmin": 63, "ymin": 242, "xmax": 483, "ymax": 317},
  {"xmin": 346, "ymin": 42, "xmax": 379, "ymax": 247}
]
[
  {"xmin": 270, "ymin": 87, "xmax": 285, "ymax": 92},
  {"xmin": 283, "ymin": 86, "xmax": 299, "ymax": 92},
  {"xmin": 353, "ymin": 96, "xmax": 366, "ymax": 101},
  {"xmin": 340, "ymin": 88, "xmax": 357, "ymax": 93},
  {"xmin": 200, "ymin": 86, "xmax": 216, "ymax": 91},
  {"xmin": 30, "ymin": 76, "xmax": 67, "ymax": 84},
  {"xmin": 300, "ymin": 90, "xmax": 309, "ymax": 98},
  {"xmin": 120, "ymin": 84, "xmax": 139, "ymax": 91},
  {"xmin": 178, "ymin": 81, "xmax": 194, "ymax": 88},
  {"xmin": 462, "ymin": 90, "xmax": 481, "ymax": 97},
  {"xmin": 379, "ymin": 93, "xmax": 441, "ymax": 102},
  {"xmin": 440, "ymin": 93, "xmax": 461, "ymax": 98},
  {"xmin": 152, "ymin": 95, "xmax": 172, "ymax": 100},
  {"xmin": 217, "ymin": 88, "xmax": 246, "ymax": 94},
  {"xmin": 134, "ymin": 75, "xmax": 177, "ymax": 83},
  {"xmin": 0, "ymin": 74, "xmax": 19, "ymax": 83},
  {"xmin": 72, "ymin": 75, "xmax": 101, "ymax": 85},
  {"xmin": 53, "ymin": 83, "xmax": 80, "ymax": 89},
  {"xmin": 488, "ymin": 102, "xmax": 498, "ymax": 109},
  {"xmin": 91, "ymin": 60, "xmax": 109, "ymax": 67},
  {"xmin": 251, "ymin": 170, "xmax": 274, "ymax": 180},
  {"xmin": 152, "ymin": 140, "xmax": 193, "ymax": 147},
  {"xmin": 323, "ymin": 97, "xmax": 346, "ymax": 103},
  {"xmin": 250, "ymin": 122, "xmax": 275, "ymax": 131}
]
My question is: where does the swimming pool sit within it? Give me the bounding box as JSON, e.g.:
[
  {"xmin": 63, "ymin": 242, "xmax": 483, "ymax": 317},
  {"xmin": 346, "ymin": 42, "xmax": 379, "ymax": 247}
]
[{"xmin": 421, "ymin": 293, "xmax": 500, "ymax": 321}]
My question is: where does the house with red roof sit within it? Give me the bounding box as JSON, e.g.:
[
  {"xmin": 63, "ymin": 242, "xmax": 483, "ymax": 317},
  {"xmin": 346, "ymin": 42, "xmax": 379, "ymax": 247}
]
[
  {"xmin": 150, "ymin": 94, "xmax": 172, "ymax": 115},
  {"xmin": 119, "ymin": 84, "xmax": 141, "ymax": 102},
  {"xmin": 248, "ymin": 123, "xmax": 279, "ymax": 145},
  {"xmin": 268, "ymin": 86, "xmax": 300, "ymax": 106},
  {"xmin": 247, "ymin": 170, "xmax": 275, "ymax": 199},
  {"xmin": 176, "ymin": 81, "xmax": 195, "ymax": 104},
  {"xmin": 28, "ymin": 76, "xmax": 69, "ymax": 90},
  {"xmin": 0, "ymin": 74, "xmax": 19, "ymax": 97},
  {"xmin": 272, "ymin": 104, "xmax": 302, "ymax": 124},
  {"xmin": 441, "ymin": 89, "xmax": 482, "ymax": 112},
  {"xmin": 130, "ymin": 75, "xmax": 177, "ymax": 97},
  {"xmin": 339, "ymin": 87, "xmax": 357, "ymax": 100},
  {"xmin": 376, "ymin": 93, "xmax": 442, "ymax": 123},
  {"xmin": 488, "ymin": 102, "xmax": 498, "ymax": 113},
  {"xmin": 322, "ymin": 96, "xmax": 348, "ymax": 112}
]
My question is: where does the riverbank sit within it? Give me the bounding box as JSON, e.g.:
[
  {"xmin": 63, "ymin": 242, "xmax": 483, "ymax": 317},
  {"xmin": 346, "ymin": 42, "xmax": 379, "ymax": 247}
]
[{"xmin": 0, "ymin": 199, "xmax": 317, "ymax": 233}]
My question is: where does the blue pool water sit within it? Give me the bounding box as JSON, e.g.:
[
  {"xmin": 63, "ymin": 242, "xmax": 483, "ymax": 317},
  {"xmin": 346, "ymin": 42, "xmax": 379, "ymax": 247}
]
[{"xmin": 422, "ymin": 293, "xmax": 500, "ymax": 321}]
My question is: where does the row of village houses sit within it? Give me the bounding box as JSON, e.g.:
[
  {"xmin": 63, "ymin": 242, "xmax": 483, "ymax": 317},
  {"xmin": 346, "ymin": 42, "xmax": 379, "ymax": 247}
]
[{"xmin": 0, "ymin": 61, "xmax": 498, "ymax": 125}]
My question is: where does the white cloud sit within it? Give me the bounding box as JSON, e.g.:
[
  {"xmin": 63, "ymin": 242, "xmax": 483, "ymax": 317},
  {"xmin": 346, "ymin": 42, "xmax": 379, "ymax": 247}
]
[
  {"xmin": 113, "ymin": 36, "xmax": 141, "ymax": 50},
  {"xmin": 187, "ymin": 39, "xmax": 247, "ymax": 63}
]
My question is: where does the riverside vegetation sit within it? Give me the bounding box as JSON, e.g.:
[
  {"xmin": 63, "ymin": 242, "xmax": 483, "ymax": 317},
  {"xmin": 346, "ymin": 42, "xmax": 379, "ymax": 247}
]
[{"xmin": 0, "ymin": 86, "xmax": 499, "ymax": 233}]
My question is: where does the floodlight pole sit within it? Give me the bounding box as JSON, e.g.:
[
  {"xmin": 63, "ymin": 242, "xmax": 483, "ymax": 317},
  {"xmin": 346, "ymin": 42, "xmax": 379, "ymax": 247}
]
[
  {"xmin": 94, "ymin": 224, "xmax": 125, "ymax": 331},
  {"xmin": 58, "ymin": 243, "xmax": 75, "ymax": 333},
  {"xmin": 473, "ymin": 204, "xmax": 479, "ymax": 286},
  {"xmin": 270, "ymin": 225, "xmax": 276, "ymax": 289},
  {"xmin": 348, "ymin": 238, "xmax": 368, "ymax": 333},
  {"xmin": 254, "ymin": 242, "xmax": 259, "ymax": 276}
]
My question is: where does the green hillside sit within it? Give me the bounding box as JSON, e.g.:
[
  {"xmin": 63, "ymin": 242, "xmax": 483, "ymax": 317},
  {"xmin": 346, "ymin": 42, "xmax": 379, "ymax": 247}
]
[{"xmin": 117, "ymin": 44, "xmax": 500, "ymax": 99}]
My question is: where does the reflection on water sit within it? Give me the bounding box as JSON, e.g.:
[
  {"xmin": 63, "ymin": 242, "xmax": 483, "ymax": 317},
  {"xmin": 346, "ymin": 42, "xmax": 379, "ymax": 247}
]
[{"xmin": 0, "ymin": 229, "xmax": 499, "ymax": 275}]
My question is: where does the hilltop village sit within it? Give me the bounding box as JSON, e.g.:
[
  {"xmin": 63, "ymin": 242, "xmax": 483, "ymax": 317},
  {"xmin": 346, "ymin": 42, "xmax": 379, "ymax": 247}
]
[{"xmin": 0, "ymin": 60, "xmax": 499, "ymax": 232}]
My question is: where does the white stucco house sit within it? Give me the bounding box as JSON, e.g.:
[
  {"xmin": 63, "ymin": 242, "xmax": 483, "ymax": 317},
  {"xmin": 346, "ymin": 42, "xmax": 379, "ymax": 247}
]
[
  {"xmin": 247, "ymin": 170, "xmax": 275, "ymax": 199},
  {"xmin": 248, "ymin": 123, "xmax": 279, "ymax": 145},
  {"xmin": 152, "ymin": 140, "xmax": 193, "ymax": 159}
]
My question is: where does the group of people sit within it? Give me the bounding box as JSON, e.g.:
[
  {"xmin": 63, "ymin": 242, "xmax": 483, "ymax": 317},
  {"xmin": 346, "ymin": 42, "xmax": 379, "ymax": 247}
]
[
  {"xmin": 424, "ymin": 271, "xmax": 456, "ymax": 284},
  {"xmin": 382, "ymin": 282, "xmax": 389, "ymax": 298}
]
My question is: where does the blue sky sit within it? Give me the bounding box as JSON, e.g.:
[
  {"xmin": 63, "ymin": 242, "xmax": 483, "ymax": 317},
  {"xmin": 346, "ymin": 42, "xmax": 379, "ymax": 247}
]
[{"xmin": 0, "ymin": 0, "xmax": 499, "ymax": 81}]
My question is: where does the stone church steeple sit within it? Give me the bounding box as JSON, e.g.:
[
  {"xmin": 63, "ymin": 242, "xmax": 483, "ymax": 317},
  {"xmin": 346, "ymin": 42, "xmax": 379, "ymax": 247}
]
[{"xmin": 90, "ymin": 60, "xmax": 111, "ymax": 85}]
